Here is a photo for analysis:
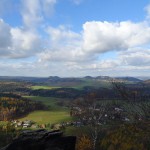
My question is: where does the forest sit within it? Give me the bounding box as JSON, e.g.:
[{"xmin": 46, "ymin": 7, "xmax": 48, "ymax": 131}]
[{"xmin": 0, "ymin": 93, "xmax": 46, "ymax": 121}]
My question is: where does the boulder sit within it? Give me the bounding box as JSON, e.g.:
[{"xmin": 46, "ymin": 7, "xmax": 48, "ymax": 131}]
[{"xmin": 1, "ymin": 129, "xmax": 76, "ymax": 150}]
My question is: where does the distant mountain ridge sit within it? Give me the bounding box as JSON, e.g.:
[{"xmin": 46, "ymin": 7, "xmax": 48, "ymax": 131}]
[
  {"xmin": 115, "ymin": 77, "xmax": 142, "ymax": 82},
  {"xmin": 84, "ymin": 76, "xmax": 142, "ymax": 82},
  {"xmin": 0, "ymin": 76, "xmax": 143, "ymax": 83}
]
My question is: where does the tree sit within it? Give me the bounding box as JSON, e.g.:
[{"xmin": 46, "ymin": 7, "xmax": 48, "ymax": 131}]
[
  {"xmin": 112, "ymin": 81, "xmax": 150, "ymax": 121},
  {"xmin": 101, "ymin": 122, "xmax": 150, "ymax": 150},
  {"xmin": 76, "ymin": 135, "xmax": 93, "ymax": 150},
  {"xmin": 73, "ymin": 92, "xmax": 108, "ymax": 150}
]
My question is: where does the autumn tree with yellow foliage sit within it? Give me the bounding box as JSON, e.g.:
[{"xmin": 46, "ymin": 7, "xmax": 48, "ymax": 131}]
[{"xmin": 76, "ymin": 135, "xmax": 93, "ymax": 150}]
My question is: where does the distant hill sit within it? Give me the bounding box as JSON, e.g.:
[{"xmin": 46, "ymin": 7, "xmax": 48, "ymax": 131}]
[
  {"xmin": 84, "ymin": 76, "xmax": 93, "ymax": 79},
  {"xmin": 143, "ymin": 79, "xmax": 150, "ymax": 84},
  {"xmin": 115, "ymin": 77, "xmax": 142, "ymax": 82},
  {"xmin": 83, "ymin": 76, "xmax": 142, "ymax": 82},
  {"xmin": 84, "ymin": 76, "xmax": 113, "ymax": 80},
  {"xmin": 136, "ymin": 76, "xmax": 150, "ymax": 80},
  {"xmin": 48, "ymin": 76, "xmax": 60, "ymax": 80},
  {"xmin": 0, "ymin": 76, "xmax": 143, "ymax": 88},
  {"xmin": 95, "ymin": 76, "xmax": 113, "ymax": 80}
]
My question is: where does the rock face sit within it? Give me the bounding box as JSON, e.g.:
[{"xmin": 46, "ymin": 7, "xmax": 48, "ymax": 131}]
[{"xmin": 1, "ymin": 129, "xmax": 76, "ymax": 150}]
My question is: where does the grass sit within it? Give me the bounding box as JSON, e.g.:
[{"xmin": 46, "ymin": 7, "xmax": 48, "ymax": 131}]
[
  {"xmin": 19, "ymin": 110, "xmax": 71, "ymax": 124},
  {"xmin": 31, "ymin": 86, "xmax": 60, "ymax": 90},
  {"xmin": 0, "ymin": 121, "xmax": 7, "ymax": 126},
  {"xmin": 24, "ymin": 96, "xmax": 63, "ymax": 110},
  {"xmin": 20, "ymin": 96, "xmax": 72, "ymax": 124}
]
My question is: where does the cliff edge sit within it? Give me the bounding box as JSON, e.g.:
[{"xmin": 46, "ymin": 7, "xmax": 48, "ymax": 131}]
[{"xmin": 1, "ymin": 129, "xmax": 76, "ymax": 150}]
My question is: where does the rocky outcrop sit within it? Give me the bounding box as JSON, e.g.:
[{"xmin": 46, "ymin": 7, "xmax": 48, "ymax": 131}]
[{"xmin": 1, "ymin": 129, "xmax": 76, "ymax": 150}]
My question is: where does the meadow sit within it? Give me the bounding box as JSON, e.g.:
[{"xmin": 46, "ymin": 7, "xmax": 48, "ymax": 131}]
[
  {"xmin": 31, "ymin": 86, "xmax": 60, "ymax": 90},
  {"xmin": 20, "ymin": 96, "xmax": 72, "ymax": 124},
  {"xmin": 19, "ymin": 110, "xmax": 71, "ymax": 124}
]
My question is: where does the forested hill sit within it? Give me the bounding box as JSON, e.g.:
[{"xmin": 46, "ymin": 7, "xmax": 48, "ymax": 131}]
[
  {"xmin": 0, "ymin": 93, "xmax": 46, "ymax": 121},
  {"xmin": 0, "ymin": 76, "xmax": 143, "ymax": 84}
]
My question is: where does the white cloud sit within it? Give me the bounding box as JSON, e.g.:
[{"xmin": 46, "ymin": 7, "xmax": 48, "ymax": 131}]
[
  {"xmin": 96, "ymin": 60, "xmax": 119, "ymax": 69},
  {"xmin": 82, "ymin": 21, "xmax": 150, "ymax": 53},
  {"xmin": 39, "ymin": 20, "xmax": 150, "ymax": 67},
  {"xmin": 21, "ymin": 0, "xmax": 57, "ymax": 28},
  {"xmin": 10, "ymin": 27, "xmax": 42, "ymax": 58},
  {"xmin": 46, "ymin": 25, "xmax": 81, "ymax": 48},
  {"xmin": 38, "ymin": 25, "xmax": 88, "ymax": 62},
  {"xmin": 0, "ymin": 18, "xmax": 43, "ymax": 58},
  {"xmin": 0, "ymin": 19, "xmax": 12, "ymax": 49},
  {"xmin": 0, "ymin": 19, "xmax": 12, "ymax": 56},
  {"xmin": 21, "ymin": 0, "xmax": 43, "ymax": 28},
  {"xmin": 41, "ymin": 0, "xmax": 57, "ymax": 17},
  {"xmin": 145, "ymin": 4, "xmax": 150, "ymax": 19},
  {"xmin": 120, "ymin": 48, "xmax": 150, "ymax": 66}
]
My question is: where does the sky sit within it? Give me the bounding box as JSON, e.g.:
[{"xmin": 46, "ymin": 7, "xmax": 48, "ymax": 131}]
[{"xmin": 0, "ymin": 0, "xmax": 150, "ymax": 77}]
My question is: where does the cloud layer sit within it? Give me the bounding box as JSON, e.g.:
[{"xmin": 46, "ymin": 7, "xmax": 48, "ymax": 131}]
[{"xmin": 0, "ymin": 0, "xmax": 150, "ymax": 76}]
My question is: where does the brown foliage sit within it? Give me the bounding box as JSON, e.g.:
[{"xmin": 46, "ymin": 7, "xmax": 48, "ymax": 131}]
[
  {"xmin": 76, "ymin": 135, "xmax": 93, "ymax": 150},
  {"xmin": 101, "ymin": 122, "xmax": 150, "ymax": 150}
]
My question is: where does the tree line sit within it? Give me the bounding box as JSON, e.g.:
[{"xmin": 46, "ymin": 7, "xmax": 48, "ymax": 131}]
[{"xmin": 0, "ymin": 94, "xmax": 46, "ymax": 121}]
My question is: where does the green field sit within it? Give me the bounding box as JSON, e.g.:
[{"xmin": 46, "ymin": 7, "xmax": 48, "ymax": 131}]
[
  {"xmin": 24, "ymin": 96, "xmax": 64, "ymax": 110},
  {"xmin": 19, "ymin": 110, "xmax": 71, "ymax": 124},
  {"xmin": 0, "ymin": 121, "xmax": 7, "ymax": 126},
  {"xmin": 20, "ymin": 96, "xmax": 72, "ymax": 124},
  {"xmin": 31, "ymin": 86, "xmax": 60, "ymax": 90}
]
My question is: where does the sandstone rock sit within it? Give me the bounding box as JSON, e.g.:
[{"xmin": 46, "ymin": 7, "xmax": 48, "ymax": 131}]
[{"xmin": 1, "ymin": 129, "xmax": 76, "ymax": 150}]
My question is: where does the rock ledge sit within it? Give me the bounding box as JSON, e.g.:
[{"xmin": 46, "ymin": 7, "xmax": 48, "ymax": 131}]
[{"xmin": 1, "ymin": 129, "xmax": 76, "ymax": 150}]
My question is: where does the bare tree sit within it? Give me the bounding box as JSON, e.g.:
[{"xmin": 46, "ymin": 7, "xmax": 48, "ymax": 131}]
[
  {"xmin": 111, "ymin": 81, "xmax": 150, "ymax": 121},
  {"xmin": 72, "ymin": 93, "xmax": 108, "ymax": 150}
]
